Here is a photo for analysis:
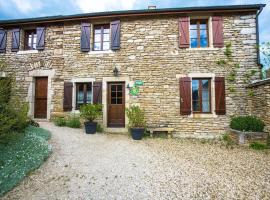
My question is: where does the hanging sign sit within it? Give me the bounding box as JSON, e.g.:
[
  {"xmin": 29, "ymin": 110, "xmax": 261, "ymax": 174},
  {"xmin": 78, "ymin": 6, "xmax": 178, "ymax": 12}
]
[
  {"xmin": 134, "ymin": 80, "xmax": 144, "ymax": 86},
  {"xmin": 129, "ymin": 86, "xmax": 140, "ymax": 96}
]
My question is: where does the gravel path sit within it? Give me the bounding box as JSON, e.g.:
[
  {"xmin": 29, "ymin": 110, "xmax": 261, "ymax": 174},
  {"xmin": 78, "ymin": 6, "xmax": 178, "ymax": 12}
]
[{"xmin": 3, "ymin": 122, "xmax": 270, "ymax": 200}]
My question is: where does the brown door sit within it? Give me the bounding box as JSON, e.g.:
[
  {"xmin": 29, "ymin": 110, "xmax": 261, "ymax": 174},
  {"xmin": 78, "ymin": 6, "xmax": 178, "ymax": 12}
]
[
  {"xmin": 107, "ymin": 82, "xmax": 125, "ymax": 127},
  {"xmin": 34, "ymin": 77, "xmax": 48, "ymax": 118}
]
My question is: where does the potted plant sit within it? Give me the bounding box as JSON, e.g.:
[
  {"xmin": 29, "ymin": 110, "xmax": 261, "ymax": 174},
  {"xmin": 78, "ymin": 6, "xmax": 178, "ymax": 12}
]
[
  {"xmin": 126, "ymin": 105, "xmax": 146, "ymax": 140},
  {"xmin": 80, "ymin": 103, "xmax": 102, "ymax": 134}
]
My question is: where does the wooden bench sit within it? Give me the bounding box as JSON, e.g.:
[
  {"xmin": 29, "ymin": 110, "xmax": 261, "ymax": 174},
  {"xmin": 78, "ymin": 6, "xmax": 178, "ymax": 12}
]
[{"xmin": 147, "ymin": 127, "xmax": 174, "ymax": 139}]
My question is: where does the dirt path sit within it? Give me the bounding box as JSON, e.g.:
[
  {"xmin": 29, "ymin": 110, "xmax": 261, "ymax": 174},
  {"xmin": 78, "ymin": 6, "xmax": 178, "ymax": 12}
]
[{"xmin": 3, "ymin": 122, "xmax": 270, "ymax": 200}]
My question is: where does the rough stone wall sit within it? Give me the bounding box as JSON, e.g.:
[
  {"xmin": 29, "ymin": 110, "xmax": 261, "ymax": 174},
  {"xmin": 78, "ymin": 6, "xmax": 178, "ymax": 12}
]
[
  {"xmin": 0, "ymin": 12, "xmax": 260, "ymax": 138},
  {"xmin": 247, "ymin": 80, "xmax": 270, "ymax": 133}
]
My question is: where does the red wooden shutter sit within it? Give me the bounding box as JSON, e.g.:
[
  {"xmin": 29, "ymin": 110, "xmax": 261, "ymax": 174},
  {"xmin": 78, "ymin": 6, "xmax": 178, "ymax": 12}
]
[
  {"xmin": 215, "ymin": 77, "xmax": 226, "ymax": 115},
  {"xmin": 93, "ymin": 82, "xmax": 102, "ymax": 104},
  {"xmin": 179, "ymin": 77, "xmax": 191, "ymax": 115},
  {"xmin": 81, "ymin": 23, "xmax": 91, "ymax": 52},
  {"xmin": 11, "ymin": 28, "xmax": 20, "ymax": 52},
  {"xmin": 63, "ymin": 82, "xmax": 73, "ymax": 111},
  {"xmin": 179, "ymin": 17, "xmax": 190, "ymax": 48},
  {"xmin": 36, "ymin": 27, "xmax": 45, "ymax": 50},
  {"xmin": 0, "ymin": 28, "xmax": 7, "ymax": 53},
  {"xmin": 212, "ymin": 16, "xmax": 224, "ymax": 48},
  {"xmin": 110, "ymin": 20, "xmax": 120, "ymax": 50}
]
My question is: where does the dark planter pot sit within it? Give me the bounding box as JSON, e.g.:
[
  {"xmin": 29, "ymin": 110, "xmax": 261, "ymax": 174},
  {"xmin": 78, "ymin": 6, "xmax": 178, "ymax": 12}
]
[
  {"xmin": 130, "ymin": 128, "xmax": 145, "ymax": 140},
  {"xmin": 84, "ymin": 122, "xmax": 97, "ymax": 134}
]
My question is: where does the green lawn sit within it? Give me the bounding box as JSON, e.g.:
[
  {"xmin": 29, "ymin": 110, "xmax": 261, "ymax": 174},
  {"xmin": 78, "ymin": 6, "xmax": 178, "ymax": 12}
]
[{"xmin": 0, "ymin": 126, "xmax": 52, "ymax": 196}]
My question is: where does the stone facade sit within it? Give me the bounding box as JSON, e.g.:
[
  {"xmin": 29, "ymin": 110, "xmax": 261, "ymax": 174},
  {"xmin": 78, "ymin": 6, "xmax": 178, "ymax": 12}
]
[
  {"xmin": 0, "ymin": 11, "xmax": 261, "ymax": 138},
  {"xmin": 247, "ymin": 79, "xmax": 270, "ymax": 132}
]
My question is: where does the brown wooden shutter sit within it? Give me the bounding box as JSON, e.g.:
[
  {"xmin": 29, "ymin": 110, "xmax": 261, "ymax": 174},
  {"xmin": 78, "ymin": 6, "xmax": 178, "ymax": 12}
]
[
  {"xmin": 179, "ymin": 17, "xmax": 190, "ymax": 48},
  {"xmin": 36, "ymin": 27, "xmax": 45, "ymax": 50},
  {"xmin": 63, "ymin": 82, "xmax": 73, "ymax": 111},
  {"xmin": 11, "ymin": 28, "xmax": 20, "ymax": 52},
  {"xmin": 93, "ymin": 81, "xmax": 102, "ymax": 104},
  {"xmin": 179, "ymin": 77, "xmax": 191, "ymax": 115},
  {"xmin": 212, "ymin": 16, "xmax": 224, "ymax": 48},
  {"xmin": 110, "ymin": 20, "xmax": 120, "ymax": 50},
  {"xmin": 0, "ymin": 28, "xmax": 7, "ymax": 53},
  {"xmin": 215, "ymin": 77, "xmax": 226, "ymax": 115},
  {"xmin": 81, "ymin": 23, "xmax": 91, "ymax": 52}
]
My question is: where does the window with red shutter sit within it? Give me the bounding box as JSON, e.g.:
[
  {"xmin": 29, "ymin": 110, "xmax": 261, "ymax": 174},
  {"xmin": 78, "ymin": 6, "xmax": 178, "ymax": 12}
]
[
  {"xmin": 179, "ymin": 77, "xmax": 191, "ymax": 115},
  {"xmin": 215, "ymin": 77, "xmax": 226, "ymax": 115},
  {"xmin": 212, "ymin": 16, "xmax": 224, "ymax": 48}
]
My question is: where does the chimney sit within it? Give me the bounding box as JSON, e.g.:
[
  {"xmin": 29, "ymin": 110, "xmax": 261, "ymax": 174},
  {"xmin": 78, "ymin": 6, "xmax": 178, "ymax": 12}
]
[{"xmin": 148, "ymin": 5, "xmax": 156, "ymax": 9}]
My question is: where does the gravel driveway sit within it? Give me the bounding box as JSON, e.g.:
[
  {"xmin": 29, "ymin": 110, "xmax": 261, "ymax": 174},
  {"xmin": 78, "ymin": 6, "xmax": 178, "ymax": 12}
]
[{"xmin": 3, "ymin": 122, "xmax": 270, "ymax": 200}]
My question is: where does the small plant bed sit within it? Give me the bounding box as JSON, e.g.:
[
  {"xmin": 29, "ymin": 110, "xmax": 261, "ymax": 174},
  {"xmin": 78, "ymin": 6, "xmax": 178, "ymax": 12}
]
[
  {"xmin": 53, "ymin": 115, "xmax": 81, "ymax": 128},
  {"xmin": 229, "ymin": 116, "xmax": 267, "ymax": 145},
  {"xmin": 0, "ymin": 126, "xmax": 52, "ymax": 196}
]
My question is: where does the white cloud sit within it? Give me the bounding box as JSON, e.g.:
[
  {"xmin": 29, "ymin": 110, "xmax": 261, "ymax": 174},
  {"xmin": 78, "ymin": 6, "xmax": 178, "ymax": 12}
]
[
  {"xmin": 10, "ymin": 0, "xmax": 43, "ymax": 14},
  {"xmin": 72, "ymin": 0, "xmax": 137, "ymax": 13}
]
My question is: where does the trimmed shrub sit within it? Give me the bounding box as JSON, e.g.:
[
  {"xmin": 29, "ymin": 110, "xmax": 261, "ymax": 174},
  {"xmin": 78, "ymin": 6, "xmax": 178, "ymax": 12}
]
[
  {"xmin": 230, "ymin": 116, "xmax": 265, "ymax": 132},
  {"xmin": 249, "ymin": 142, "xmax": 267, "ymax": 150},
  {"xmin": 96, "ymin": 123, "xmax": 103, "ymax": 133},
  {"xmin": 53, "ymin": 117, "xmax": 66, "ymax": 127},
  {"xmin": 66, "ymin": 117, "xmax": 81, "ymax": 128}
]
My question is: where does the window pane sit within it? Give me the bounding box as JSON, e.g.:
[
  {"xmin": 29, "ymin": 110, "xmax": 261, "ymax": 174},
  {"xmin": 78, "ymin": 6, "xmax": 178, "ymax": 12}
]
[
  {"xmin": 117, "ymin": 85, "xmax": 122, "ymax": 91},
  {"xmin": 111, "ymin": 98, "xmax": 117, "ymax": 104},
  {"xmin": 200, "ymin": 29, "xmax": 207, "ymax": 39},
  {"xmin": 103, "ymin": 33, "xmax": 109, "ymax": 42},
  {"xmin": 202, "ymin": 101, "xmax": 210, "ymax": 112},
  {"xmin": 117, "ymin": 98, "xmax": 122, "ymax": 104},
  {"xmin": 200, "ymin": 23, "xmax": 207, "ymax": 30},
  {"xmin": 86, "ymin": 83, "xmax": 92, "ymax": 103},
  {"xmin": 103, "ymin": 42, "xmax": 110, "ymax": 50},
  {"xmin": 33, "ymin": 34, "xmax": 37, "ymax": 43},
  {"xmin": 104, "ymin": 28, "xmax": 109, "ymax": 34},
  {"xmin": 190, "ymin": 30, "xmax": 198, "ymax": 39},
  {"xmin": 111, "ymin": 91, "xmax": 116, "ymax": 97},
  {"xmin": 77, "ymin": 91, "xmax": 84, "ymax": 103},
  {"xmin": 190, "ymin": 24, "xmax": 197, "ymax": 30},
  {"xmin": 200, "ymin": 38, "xmax": 208, "ymax": 48},
  {"xmin": 111, "ymin": 85, "xmax": 116, "ymax": 92},
  {"xmin": 94, "ymin": 34, "xmax": 101, "ymax": 42},
  {"xmin": 191, "ymin": 38, "xmax": 198, "ymax": 48},
  {"xmin": 192, "ymin": 80, "xmax": 199, "ymax": 101},
  {"xmin": 117, "ymin": 91, "xmax": 122, "ymax": 97},
  {"xmin": 95, "ymin": 29, "xmax": 101, "ymax": 34},
  {"xmin": 94, "ymin": 43, "xmax": 101, "ymax": 50},
  {"xmin": 193, "ymin": 101, "xmax": 200, "ymax": 111},
  {"xmin": 202, "ymin": 80, "xmax": 209, "ymax": 89}
]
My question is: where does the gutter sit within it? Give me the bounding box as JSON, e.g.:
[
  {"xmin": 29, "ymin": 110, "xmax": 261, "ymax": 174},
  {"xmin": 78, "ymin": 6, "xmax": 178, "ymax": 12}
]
[{"xmin": 256, "ymin": 5, "xmax": 264, "ymax": 68}]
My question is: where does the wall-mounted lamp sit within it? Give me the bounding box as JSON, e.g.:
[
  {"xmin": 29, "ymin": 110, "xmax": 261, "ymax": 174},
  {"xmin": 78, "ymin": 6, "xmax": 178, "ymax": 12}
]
[{"xmin": 113, "ymin": 67, "xmax": 119, "ymax": 77}]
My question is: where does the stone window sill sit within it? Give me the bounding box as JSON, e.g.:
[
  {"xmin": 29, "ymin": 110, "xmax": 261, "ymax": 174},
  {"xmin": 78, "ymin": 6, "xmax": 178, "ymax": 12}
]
[
  {"xmin": 186, "ymin": 47, "xmax": 219, "ymax": 51},
  {"xmin": 88, "ymin": 50, "xmax": 114, "ymax": 55},
  {"xmin": 189, "ymin": 113, "xmax": 218, "ymax": 118},
  {"xmin": 17, "ymin": 50, "xmax": 39, "ymax": 54}
]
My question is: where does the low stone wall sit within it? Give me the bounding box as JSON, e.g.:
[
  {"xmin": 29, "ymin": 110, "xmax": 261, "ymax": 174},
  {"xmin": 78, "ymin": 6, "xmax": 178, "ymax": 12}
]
[{"xmin": 247, "ymin": 79, "xmax": 270, "ymax": 133}]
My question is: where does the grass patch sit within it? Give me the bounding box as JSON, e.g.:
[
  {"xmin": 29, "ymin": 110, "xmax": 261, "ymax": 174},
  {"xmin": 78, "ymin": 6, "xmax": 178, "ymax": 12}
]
[
  {"xmin": 0, "ymin": 126, "xmax": 52, "ymax": 196},
  {"xmin": 249, "ymin": 142, "xmax": 267, "ymax": 150},
  {"xmin": 66, "ymin": 117, "xmax": 81, "ymax": 128},
  {"xmin": 53, "ymin": 117, "xmax": 66, "ymax": 127}
]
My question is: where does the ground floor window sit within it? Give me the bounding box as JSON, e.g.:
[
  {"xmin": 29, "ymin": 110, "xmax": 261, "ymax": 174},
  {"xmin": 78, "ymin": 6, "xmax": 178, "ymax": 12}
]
[
  {"xmin": 76, "ymin": 82, "xmax": 92, "ymax": 109},
  {"xmin": 192, "ymin": 78, "xmax": 211, "ymax": 113}
]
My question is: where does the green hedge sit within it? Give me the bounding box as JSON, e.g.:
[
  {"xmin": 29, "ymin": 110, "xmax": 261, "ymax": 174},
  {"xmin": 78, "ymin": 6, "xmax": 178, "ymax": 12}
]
[
  {"xmin": 0, "ymin": 126, "xmax": 52, "ymax": 196},
  {"xmin": 230, "ymin": 116, "xmax": 265, "ymax": 132}
]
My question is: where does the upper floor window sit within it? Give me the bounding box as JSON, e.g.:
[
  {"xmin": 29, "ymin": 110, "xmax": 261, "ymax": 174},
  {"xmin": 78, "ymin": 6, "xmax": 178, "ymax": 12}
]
[
  {"xmin": 24, "ymin": 29, "xmax": 37, "ymax": 50},
  {"xmin": 192, "ymin": 78, "xmax": 211, "ymax": 113},
  {"xmin": 190, "ymin": 20, "xmax": 208, "ymax": 48},
  {"xmin": 93, "ymin": 24, "xmax": 110, "ymax": 51}
]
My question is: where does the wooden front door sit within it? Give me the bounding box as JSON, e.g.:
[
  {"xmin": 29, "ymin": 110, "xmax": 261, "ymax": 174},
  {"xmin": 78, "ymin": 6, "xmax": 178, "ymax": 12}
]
[
  {"xmin": 34, "ymin": 77, "xmax": 48, "ymax": 118},
  {"xmin": 107, "ymin": 82, "xmax": 125, "ymax": 127}
]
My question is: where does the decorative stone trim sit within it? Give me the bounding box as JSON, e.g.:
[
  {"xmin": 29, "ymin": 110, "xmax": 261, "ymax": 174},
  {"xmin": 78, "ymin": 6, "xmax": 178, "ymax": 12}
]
[
  {"xmin": 71, "ymin": 77, "xmax": 95, "ymax": 112},
  {"xmin": 28, "ymin": 69, "xmax": 55, "ymax": 120},
  {"xmin": 17, "ymin": 50, "xmax": 39, "ymax": 54},
  {"xmin": 102, "ymin": 76, "xmax": 130, "ymax": 133},
  {"xmin": 88, "ymin": 50, "xmax": 115, "ymax": 55}
]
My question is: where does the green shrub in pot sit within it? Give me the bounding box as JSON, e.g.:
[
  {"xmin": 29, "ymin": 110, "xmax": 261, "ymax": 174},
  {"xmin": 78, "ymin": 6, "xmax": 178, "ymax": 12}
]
[
  {"xmin": 126, "ymin": 106, "xmax": 146, "ymax": 140},
  {"xmin": 80, "ymin": 104, "xmax": 102, "ymax": 134}
]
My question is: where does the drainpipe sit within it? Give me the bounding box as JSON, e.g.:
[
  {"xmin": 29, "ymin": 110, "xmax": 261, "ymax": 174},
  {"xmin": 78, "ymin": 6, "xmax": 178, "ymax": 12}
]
[{"xmin": 256, "ymin": 5, "xmax": 264, "ymax": 78}]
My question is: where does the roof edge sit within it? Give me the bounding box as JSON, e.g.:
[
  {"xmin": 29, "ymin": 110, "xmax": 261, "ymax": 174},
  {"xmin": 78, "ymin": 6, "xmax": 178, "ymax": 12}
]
[{"xmin": 0, "ymin": 4, "xmax": 266, "ymax": 26}]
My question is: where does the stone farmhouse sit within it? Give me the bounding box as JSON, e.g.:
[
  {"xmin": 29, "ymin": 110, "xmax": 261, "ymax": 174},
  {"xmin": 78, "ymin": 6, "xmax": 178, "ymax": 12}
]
[{"xmin": 0, "ymin": 4, "xmax": 267, "ymax": 138}]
